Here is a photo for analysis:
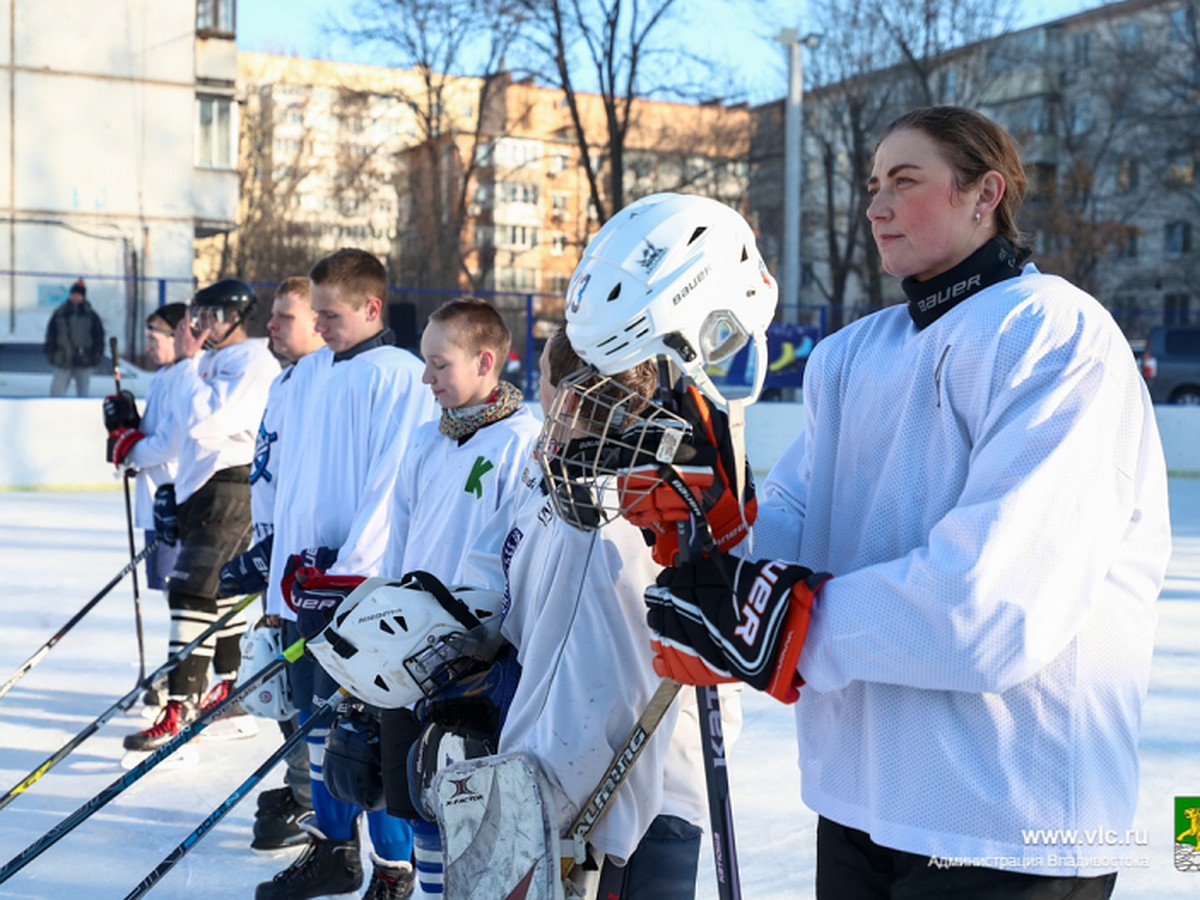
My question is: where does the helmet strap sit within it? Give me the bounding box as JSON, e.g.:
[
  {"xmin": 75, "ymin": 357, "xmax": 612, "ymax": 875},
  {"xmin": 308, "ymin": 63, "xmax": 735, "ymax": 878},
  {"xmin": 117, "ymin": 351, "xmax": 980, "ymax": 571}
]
[{"xmin": 727, "ymin": 397, "xmax": 754, "ymax": 555}]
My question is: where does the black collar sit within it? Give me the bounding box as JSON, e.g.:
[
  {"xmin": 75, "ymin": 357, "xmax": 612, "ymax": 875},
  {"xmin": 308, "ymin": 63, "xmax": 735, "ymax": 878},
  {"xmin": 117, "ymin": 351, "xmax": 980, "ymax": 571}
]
[
  {"xmin": 902, "ymin": 238, "xmax": 1027, "ymax": 329},
  {"xmin": 333, "ymin": 328, "xmax": 395, "ymax": 363}
]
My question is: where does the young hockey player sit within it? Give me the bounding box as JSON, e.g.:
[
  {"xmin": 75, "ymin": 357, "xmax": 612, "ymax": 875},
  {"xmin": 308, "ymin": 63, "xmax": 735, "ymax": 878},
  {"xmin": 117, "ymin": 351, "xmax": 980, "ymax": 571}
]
[
  {"xmin": 624, "ymin": 110, "xmax": 1173, "ymax": 899},
  {"xmin": 219, "ymin": 276, "xmax": 327, "ymax": 851},
  {"xmin": 110, "ymin": 279, "xmax": 279, "ymax": 752},
  {"xmin": 256, "ymin": 248, "xmax": 437, "ymax": 900}
]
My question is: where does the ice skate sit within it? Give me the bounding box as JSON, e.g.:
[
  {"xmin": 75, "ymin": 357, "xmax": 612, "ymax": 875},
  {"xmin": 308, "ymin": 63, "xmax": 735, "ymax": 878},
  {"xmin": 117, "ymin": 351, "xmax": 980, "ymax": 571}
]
[
  {"xmin": 251, "ymin": 788, "xmax": 314, "ymax": 851},
  {"xmin": 363, "ymin": 853, "xmax": 415, "ymax": 900},
  {"xmin": 255, "ymin": 821, "xmax": 362, "ymax": 899},
  {"xmin": 197, "ymin": 677, "xmax": 260, "ymax": 740},
  {"xmin": 123, "ymin": 698, "xmax": 197, "ymax": 751}
]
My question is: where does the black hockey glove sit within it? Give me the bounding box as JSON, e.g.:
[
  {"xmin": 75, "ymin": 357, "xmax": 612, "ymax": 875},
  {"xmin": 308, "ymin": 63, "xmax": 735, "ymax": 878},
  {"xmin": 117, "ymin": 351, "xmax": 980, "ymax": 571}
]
[
  {"xmin": 103, "ymin": 390, "xmax": 140, "ymax": 431},
  {"xmin": 218, "ymin": 533, "xmax": 273, "ymax": 598},
  {"xmin": 287, "ymin": 572, "xmax": 363, "ymax": 639},
  {"xmin": 645, "ymin": 552, "xmax": 831, "ymax": 704},
  {"xmin": 616, "ymin": 385, "xmax": 756, "ymax": 566},
  {"xmin": 153, "ymin": 483, "xmax": 178, "ymax": 546}
]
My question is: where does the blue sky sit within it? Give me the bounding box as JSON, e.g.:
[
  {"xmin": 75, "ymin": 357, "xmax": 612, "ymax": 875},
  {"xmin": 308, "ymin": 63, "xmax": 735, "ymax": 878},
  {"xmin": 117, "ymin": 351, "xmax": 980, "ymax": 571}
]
[{"xmin": 236, "ymin": 0, "xmax": 1099, "ymax": 104}]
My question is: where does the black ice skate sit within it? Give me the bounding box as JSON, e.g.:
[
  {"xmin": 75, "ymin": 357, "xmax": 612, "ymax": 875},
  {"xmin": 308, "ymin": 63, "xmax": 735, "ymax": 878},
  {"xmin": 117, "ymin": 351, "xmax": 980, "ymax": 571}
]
[
  {"xmin": 122, "ymin": 698, "xmax": 197, "ymax": 752},
  {"xmin": 255, "ymin": 822, "xmax": 362, "ymax": 899},
  {"xmin": 252, "ymin": 788, "xmax": 314, "ymax": 851},
  {"xmin": 363, "ymin": 853, "xmax": 415, "ymax": 900}
]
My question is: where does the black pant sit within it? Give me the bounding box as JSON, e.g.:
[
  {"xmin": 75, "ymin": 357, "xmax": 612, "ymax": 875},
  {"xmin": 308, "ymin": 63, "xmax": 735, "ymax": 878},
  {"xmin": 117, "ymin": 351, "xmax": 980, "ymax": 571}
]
[{"xmin": 816, "ymin": 817, "xmax": 1117, "ymax": 900}]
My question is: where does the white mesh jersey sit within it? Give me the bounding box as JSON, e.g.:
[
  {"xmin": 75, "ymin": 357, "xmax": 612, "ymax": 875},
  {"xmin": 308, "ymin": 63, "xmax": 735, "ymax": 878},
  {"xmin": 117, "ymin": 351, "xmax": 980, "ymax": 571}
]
[
  {"xmin": 267, "ymin": 344, "xmax": 438, "ymax": 618},
  {"xmin": 753, "ymin": 266, "xmax": 1172, "ymax": 875},
  {"xmin": 125, "ymin": 358, "xmax": 191, "ymax": 528},
  {"xmin": 248, "ymin": 364, "xmax": 307, "ymax": 544},
  {"xmin": 382, "ymin": 406, "xmax": 541, "ymax": 583},
  {"xmin": 459, "ymin": 460, "xmax": 737, "ymax": 865},
  {"xmin": 171, "ymin": 338, "xmax": 280, "ymax": 504}
]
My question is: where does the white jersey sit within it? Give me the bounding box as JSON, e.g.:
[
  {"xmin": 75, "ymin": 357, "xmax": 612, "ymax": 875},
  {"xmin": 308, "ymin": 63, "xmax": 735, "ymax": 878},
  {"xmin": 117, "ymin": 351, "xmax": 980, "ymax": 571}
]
[
  {"xmin": 754, "ymin": 266, "xmax": 1171, "ymax": 875},
  {"xmin": 383, "ymin": 406, "xmax": 541, "ymax": 583},
  {"xmin": 249, "ymin": 364, "xmax": 307, "ymax": 544},
  {"xmin": 125, "ymin": 359, "xmax": 190, "ymax": 529},
  {"xmin": 460, "ymin": 461, "xmax": 720, "ymax": 865},
  {"xmin": 172, "ymin": 338, "xmax": 280, "ymax": 504},
  {"xmin": 268, "ymin": 343, "xmax": 437, "ymax": 618}
]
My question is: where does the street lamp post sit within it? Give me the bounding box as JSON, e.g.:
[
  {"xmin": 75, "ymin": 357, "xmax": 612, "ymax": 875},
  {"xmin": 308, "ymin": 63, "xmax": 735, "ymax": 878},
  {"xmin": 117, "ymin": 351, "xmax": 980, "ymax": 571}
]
[{"xmin": 775, "ymin": 29, "xmax": 821, "ymax": 324}]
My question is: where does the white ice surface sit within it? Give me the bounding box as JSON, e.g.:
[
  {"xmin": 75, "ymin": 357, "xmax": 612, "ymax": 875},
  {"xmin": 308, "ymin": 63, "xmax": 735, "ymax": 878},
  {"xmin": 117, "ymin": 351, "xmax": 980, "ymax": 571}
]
[{"xmin": 0, "ymin": 482, "xmax": 1198, "ymax": 898}]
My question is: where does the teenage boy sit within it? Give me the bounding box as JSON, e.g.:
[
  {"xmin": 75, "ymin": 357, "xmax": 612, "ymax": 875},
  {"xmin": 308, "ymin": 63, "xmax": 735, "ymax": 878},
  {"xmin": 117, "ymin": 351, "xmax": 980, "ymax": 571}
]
[{"xmin": 257, "ymin": 249, "xmax": 437, "ymax": 900}]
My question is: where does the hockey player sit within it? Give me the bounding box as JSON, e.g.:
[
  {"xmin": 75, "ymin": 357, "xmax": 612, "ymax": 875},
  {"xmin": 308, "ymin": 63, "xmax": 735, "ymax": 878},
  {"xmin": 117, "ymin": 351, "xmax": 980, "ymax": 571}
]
[
  {"xmin": 103, "ymin": 302, "xmax": 190, "ymax": 707},
  {"xmin": 623, "ymin": 109, "xmax": 1173, "ymax": 899},
  {"xmin": 111, "ymin": 279, "xmax": 279, "ymax": 752},
  {"xmin": 256, "ymin": 248, "xmax": 437, "ymax": 900},
  {"xmin": 219, "ymin": 276, "xmax": 327, "ymax": 850}
]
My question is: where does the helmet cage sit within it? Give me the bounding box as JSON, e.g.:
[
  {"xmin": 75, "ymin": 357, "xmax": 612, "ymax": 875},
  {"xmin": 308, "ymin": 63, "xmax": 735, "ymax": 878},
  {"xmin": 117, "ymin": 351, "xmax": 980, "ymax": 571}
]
[{"xmin": 536, "ymin": 366, "xmax": 693, "ymax": 532}]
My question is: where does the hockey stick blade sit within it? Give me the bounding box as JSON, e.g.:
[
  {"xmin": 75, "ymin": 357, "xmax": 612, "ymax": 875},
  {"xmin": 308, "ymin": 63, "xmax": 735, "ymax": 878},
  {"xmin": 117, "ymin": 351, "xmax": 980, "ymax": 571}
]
[
  {"xmin": 0, "ymin": 593, "xmax": 260, "ymax": 813},
  {"xmin": 0, "ymin": 635, "xmax": 306, "ymax": 884},
  {"xmin": 0, "ymin": 540, "xmax": 159, "ymax": 702}
]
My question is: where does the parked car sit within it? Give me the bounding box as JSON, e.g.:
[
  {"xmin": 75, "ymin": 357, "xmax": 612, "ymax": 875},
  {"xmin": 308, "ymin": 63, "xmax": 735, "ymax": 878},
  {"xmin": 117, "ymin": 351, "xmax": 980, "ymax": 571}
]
[
  {"xmin": 1140, "ymin": 325, "xmax": 1200, "ymax": 405},
  {"xmin": 0, "ymin": 342, "xmax": 154, "ymax": 398}
]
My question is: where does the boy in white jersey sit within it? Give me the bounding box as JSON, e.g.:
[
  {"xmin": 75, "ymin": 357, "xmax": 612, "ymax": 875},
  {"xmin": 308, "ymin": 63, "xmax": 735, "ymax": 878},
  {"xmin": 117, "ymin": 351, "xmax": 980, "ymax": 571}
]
[
  {"xmin": 109, "ymin": 279, "xmax": 280, "ymax": 752},
  {"xmin": 257, "ymin": 249, "xmax": 437, "ymax": 900},
  {"xmin": 219, "ymin": 276, "xmax": 327, "ymax": 851}
]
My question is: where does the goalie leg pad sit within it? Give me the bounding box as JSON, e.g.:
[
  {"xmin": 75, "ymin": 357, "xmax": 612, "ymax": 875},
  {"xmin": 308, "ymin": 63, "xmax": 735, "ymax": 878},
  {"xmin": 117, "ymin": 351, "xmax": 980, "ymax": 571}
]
[{"xmin": 435, "ymin": 753, "xmax": 564, "ymax": 900}]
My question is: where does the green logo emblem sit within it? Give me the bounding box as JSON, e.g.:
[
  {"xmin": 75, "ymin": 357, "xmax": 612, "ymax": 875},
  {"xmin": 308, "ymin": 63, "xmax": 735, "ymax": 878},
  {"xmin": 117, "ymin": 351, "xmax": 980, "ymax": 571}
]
[
  {"xmin": 464, "ymin": 455, "xmax": 495, "ymax": 499},
  {"xmin": 1175, "ymin": 796, "xmax": 1200, "ymax": 871}
]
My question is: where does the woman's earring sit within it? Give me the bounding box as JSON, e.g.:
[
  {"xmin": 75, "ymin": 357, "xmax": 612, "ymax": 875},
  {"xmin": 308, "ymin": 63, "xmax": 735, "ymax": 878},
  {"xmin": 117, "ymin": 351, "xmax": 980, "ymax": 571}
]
[{"xmin": 974, "ymin": 211, "xmax": 982, "ymax": 225}]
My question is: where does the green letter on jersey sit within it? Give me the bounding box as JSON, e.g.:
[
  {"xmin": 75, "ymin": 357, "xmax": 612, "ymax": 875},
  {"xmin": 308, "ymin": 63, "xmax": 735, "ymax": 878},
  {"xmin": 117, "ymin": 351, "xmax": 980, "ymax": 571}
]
[{"xmin": 465, "ymin": 456, "xmax": 495, "ymax": 499}]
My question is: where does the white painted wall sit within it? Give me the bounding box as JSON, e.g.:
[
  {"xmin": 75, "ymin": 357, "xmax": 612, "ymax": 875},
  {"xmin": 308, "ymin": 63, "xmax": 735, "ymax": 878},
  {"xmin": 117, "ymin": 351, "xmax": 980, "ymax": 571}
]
[{"xmin": 2, "ymin": 399, "xmax": 1197, "ymax": 491}]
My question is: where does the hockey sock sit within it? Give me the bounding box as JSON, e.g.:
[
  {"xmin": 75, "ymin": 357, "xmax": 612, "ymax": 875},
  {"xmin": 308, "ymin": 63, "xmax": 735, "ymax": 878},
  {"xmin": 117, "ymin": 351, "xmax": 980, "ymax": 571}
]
[
  {"xmin": 303, "ymin": 708, "xmax": 359, "ymax": 841},
  {"xmin": 167, "ymin": 599, "xmax": 216, "ymax": 698},
  {"xmin": 412, "ymin": 817, "xmax": 444, "ymax": 895},
  {"xmin": 365, "ymin": 809, "xmax": 414, "ymax": 865},
  {"xmin": 211, "ymin": 593, "xmax": 249, "ymax": 675}
]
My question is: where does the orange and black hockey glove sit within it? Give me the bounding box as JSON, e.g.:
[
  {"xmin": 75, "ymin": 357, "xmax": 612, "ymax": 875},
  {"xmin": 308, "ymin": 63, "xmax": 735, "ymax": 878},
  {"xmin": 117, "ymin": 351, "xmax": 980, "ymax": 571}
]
[
  {"xmin": 617, "ymin": 385, "xmax": 756, "ymax": 566},
  {"xmin": 645, "ymin": 552, "xmax": 831, "ymax": 704}
]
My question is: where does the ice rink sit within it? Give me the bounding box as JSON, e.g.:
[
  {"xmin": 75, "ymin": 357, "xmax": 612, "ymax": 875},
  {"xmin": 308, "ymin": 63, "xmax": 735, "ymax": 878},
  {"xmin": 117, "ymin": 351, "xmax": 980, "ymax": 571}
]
[{"xmin": 0, "ymin": 480, "xmax": 1198, "ymax": 898}]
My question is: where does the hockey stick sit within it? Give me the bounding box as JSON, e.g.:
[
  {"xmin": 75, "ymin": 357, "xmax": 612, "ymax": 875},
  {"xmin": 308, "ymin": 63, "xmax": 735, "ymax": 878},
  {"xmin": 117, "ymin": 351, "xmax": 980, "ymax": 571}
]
[
  {"xmin": 0, "ymin": 593, "xmax": 260, "ymax": 813},
  {"xmin": 111, "ymin": 335, "xmax": 147, "ymax": 684},
  {"xmin": 122, "ymin": 687, "xmax": 345, "ymax": 899},
  {"xmin": 0, "ymin": 541, "xmax": 158, "ymax": 702},
  {"xmin": 652, "ymin": 359, "xmax": 743, "ymax": 900},
  {"xmin": 0, "ymin": 636, "xmax": 308, "ymax": 884}
]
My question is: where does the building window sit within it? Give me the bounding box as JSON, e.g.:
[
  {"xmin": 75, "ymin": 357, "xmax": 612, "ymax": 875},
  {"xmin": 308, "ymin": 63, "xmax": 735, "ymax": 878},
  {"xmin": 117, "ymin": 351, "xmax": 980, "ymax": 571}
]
[
  {"xmin": 1165, "ymin": 292, "xmax": 1192, "ymax": 325},
  {"xmin": 1071, "ymin": 32, "xmax": 1091, "ymax": 66},
  {"xmin": 1169, "ymin": 154, "xmax": 1195, "ymax": 184},
  {"xmin": 1116, "ymin": 158, "xmax": 1138, "ymax": 193},
  {"xmin": 549, "ymin": 149, "xmax": 570, "ymax": 174},
  {"xmin": 1116, "ymin": 229, "xmax": 1138, "ymax": 260},
  {"xmin": 549, "ymin": 232, "xmax": 567, "ymax": 256},
  {"xmin": 1068, "ymin": 99, "xmax": 1093, "ymax": 137},
  {"xmin": 548, "ymin": 273, "xmax": 571, "ymax": 294},
  {"xmin": 497, "ymin": 182, "xmax": 540, "ymax": 204},
  {"xmin": 196, "ymin": 95, "xmax": 234, "ymax": 168},
  {"xmin": 1117, "ymin": 21, "xmax": 1142, "ymax": 52},
  {"xmin": 196, "ymin": 0, "xmax": 235, "ymax": 34},
  {"xmin": 1172, "ymin": 6, "xmax": 1195, "ymax": 43},
  {"xmin": 495, "ymin": 224, "xmax": 539, "ymax": 249},
  {"xmin": 1165, "ymin": 222, "xmax": 1192, "ymax": 258}
]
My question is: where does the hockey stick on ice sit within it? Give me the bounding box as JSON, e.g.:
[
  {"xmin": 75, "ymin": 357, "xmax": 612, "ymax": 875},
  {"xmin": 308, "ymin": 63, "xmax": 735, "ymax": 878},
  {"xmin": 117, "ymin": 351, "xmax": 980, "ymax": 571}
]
[
  {"xmin": 122, "ymin": 686, "xmax": 345, "ymax": 899},
  {"xmin": 0, "ymin": 541, "xmax": 158, "ymax": 703},
  {"xmin": 0, "ymin": 593, "xmax": 260, "ymax": 813},
  {"xmin": 111, "ymin": 336, "xmax": 148, "ymax": 684},
  {"xmin": 0, "ymin": 636, "xmax": 307, "ymax": 884}
]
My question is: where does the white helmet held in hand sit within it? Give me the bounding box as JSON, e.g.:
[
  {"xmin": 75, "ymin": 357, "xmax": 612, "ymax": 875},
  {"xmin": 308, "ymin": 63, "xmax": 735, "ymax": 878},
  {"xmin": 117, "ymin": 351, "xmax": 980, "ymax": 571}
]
[
  {"xmin": 237, "ymin": 626, "xmax": 295, "ymax": 720},
  {"xmin": 564, "ymin": 192, "xmax": 778, "ymax": 406},
  {"xmin": 306, "ymin": 572, "xmax": 505, "ymax": 709}
]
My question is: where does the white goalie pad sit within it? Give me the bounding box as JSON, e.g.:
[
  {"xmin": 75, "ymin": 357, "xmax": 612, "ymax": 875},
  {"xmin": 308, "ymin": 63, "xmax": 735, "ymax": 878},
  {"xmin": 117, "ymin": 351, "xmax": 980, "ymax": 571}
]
[
  {"xmin": 306, "ymin": 573, "xmax": 505, "ymax": 709},
  {"xmin": 236, "ymin": 626, "xmax": 294, "ymax": 720},
  {"xmin": 435, "ymin": 753, "xmax": 564, "ymax": 900}
]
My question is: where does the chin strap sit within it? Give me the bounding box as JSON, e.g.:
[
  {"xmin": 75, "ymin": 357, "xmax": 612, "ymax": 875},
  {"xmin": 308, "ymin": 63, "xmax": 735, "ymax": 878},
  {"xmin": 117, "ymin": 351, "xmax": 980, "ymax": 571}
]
[{"xmin": 726, "ymin": 397, "xmax": 753, "ymax": 555}]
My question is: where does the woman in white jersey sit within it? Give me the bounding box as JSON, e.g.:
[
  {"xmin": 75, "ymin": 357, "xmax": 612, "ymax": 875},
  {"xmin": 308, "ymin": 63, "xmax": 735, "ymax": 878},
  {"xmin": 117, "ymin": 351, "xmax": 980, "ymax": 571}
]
[{"xmin": 640, "ymin": 106, "xmax": 1172, "ymax": 898}]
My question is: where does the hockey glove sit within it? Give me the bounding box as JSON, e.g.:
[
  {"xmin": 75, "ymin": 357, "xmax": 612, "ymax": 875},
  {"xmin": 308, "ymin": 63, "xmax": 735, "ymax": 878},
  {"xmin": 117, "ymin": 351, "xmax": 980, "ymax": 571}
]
[
  {"xmin": 103, "ymin": 390, "xmax": 140, "ymax": 431},
  {"xmin": 218, "ymin": 533, "xmax": 274, "ymax": 598},
  {"xmin": 152, "ymin": 483, "xmax": 178, "ymax": 546},
  {"xmin": 279, "ymin": 545, "xmax": 339, "ymax": 613},
  {"xmin": 287, "ymin": 572, "xmax": 364, "ymax": 639},
  {"xmin": 108, "ymin": 427, "xmax": 145, "ymax": 467},
  {"xmin": 645, "ymin": 552, "xmax": 831, "ymax": 704},
  {"xmin": 617, "ymin": 385, "xmax": 756, "ymax": 566}
]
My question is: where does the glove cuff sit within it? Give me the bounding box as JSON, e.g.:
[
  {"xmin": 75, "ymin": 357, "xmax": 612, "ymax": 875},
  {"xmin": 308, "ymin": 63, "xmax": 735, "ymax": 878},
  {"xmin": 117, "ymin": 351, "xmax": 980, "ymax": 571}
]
[{"xmin": 762, "ymin": 572, "xmax": 830, "ymax": 704}]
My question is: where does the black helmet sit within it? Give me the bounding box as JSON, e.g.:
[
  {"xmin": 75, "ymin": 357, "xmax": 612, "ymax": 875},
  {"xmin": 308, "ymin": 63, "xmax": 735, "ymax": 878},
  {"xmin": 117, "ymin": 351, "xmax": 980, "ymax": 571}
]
[{"xmin": 192, "ymin": 278, "xmax": 257, "ymax": 319}]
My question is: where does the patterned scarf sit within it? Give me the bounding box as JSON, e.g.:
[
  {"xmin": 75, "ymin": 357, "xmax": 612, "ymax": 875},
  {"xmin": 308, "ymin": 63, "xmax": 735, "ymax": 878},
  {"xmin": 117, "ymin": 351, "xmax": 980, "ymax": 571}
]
[{"xmin": 439, "ymin": 380, "xmax": 524, "ymax": 441}]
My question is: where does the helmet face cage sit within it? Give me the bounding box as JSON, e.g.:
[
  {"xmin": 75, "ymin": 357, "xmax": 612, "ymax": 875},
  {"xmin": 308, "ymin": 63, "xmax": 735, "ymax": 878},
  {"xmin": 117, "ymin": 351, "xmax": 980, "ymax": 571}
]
[
  {"xmin": 405, "ymin": 631, "xmax": 480, "ymax": 697},
  {"xmin": 536, "ymin": 366, "xmax": 693, "ymax": 532}
]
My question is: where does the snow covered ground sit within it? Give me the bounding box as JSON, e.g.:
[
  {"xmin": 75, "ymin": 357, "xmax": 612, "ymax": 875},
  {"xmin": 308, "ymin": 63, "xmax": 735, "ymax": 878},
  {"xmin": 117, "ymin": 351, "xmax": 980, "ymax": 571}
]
[{"xmin": 0, "ymin": 481, "xmax": 1198, "ymax": 899}]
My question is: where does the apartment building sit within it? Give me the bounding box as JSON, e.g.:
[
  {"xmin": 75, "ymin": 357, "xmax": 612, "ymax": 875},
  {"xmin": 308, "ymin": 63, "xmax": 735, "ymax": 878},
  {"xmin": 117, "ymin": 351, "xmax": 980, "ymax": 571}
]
[{"xmin": 1, "ymin": 0, "xmax": 238, "ymax": 354}]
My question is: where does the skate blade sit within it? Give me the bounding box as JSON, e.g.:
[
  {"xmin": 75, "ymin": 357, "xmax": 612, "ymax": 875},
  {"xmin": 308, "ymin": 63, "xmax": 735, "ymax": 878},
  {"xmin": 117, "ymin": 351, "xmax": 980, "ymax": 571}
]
[
  {"xmin": 201, "ymin": 714, "xmax": 260, "ymax": 741},
  {"xmin": 120, "ymin": 742, "xmax": 198, "ymax": 771}
]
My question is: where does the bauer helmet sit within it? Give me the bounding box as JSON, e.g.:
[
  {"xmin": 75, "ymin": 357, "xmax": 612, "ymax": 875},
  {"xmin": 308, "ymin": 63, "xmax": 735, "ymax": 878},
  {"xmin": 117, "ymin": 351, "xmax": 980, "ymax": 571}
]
[
  {"xmin": 324, "ymin": 703, "xmax": 385, "ymax": 812},
  {"xmin": 564, "ymin": 192, "xmax": 777, "ymax": 406},
  {"xmin": 236, "ymin": 626, "xmax": 295, "ymax": 720},
  {"xmin": 188, "ymin": 278, "xmax": 257, "ymax": 341},
  {"xmin": 306, "ymin": 572, "xmax": 505, "ymax": 710}
]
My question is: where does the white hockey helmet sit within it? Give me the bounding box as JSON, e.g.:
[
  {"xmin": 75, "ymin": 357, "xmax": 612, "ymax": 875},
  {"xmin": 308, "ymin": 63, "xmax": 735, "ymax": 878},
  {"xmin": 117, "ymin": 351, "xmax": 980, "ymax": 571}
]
[
  {"xmin": 564, "ymin": 192, "xmax": 778, "ymax": 406},
  {"xmin": 237, "ymin": 626, "xmax": 295, "ymax": 720},
  {"xmin": 306, "ymin": 572, "xmax": 505, "ymax": 710}
]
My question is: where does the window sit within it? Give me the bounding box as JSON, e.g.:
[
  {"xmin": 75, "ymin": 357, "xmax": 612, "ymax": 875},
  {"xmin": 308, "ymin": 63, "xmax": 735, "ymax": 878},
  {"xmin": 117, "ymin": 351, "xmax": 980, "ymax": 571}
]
[
  {"xmin": 1117, "ymin": 22, "xmax": 1142, "ymax": 52},
  {"xmin": 496, "ymin": 182, "xmax": 539, "ymax": 204},
  {"xmin": 1169, "ymin": 154, "xmax": 1195, "ymax": 185},
  {"xmin": 196, "ymin": 95, "xmax": 234, "ymax": 168},
  {"xmin": 548, "ymin": 273, "xmax": 571, "ymax": 294},
  {"xmin": 196, "ymin": 0, "xmax": 235, "ymax": 34},
  {"xmin": 474, "ymin": 225, "xmax": 494, "ymax": 248},
  {"xmin": 1165, "ymin": 222, "xmax": 1192, "ymax": 257},
  {"xmin": 1164, "ymin": 293, "xmax": 1193, "ymax": 326},
  {"xmin": 549, "ymin": 232, "xmax": 567, "ymax": 256},
  {"xmin": 495, "ymin": 224, "xmax": 539, "ymax": 249},
  {"xmin": 550, "ymin": 150, "xmax": 570, "ymax": 174},
  {"xmin": 1116, "ymin": 229, "xmax": 1138, "ymax": 260},
  {"xmin": 1116, "ymin": 158, "xmax": 1138, "ymax": 193},
  {"xmin": 1071, "ymin": 32, "xmax": 1091, "ymax": 66},
  {"xmin": 1172, "ymin": 6, "xmax": 1195, "ymax": 43},
  {"xmin": 473, "ymin": 142, "xmax": 494, "ymax": 167},
  {"xmin": 494, "ymin": 267, "xmax": 539, "ymax": 291},
  {"xmin": 1068, "ymin": 99, "xmax": 1093, "ymax": 136},
  {"xmin": 551, "ymin": 193, "xmax": 568, "ymax": 218}
]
